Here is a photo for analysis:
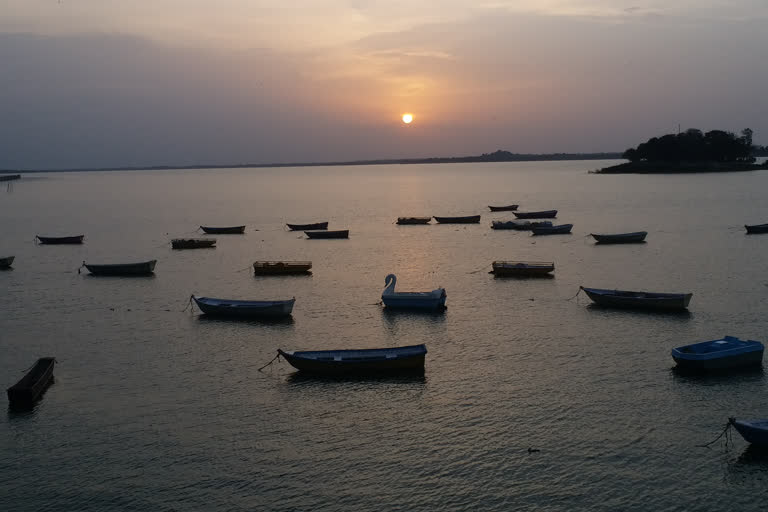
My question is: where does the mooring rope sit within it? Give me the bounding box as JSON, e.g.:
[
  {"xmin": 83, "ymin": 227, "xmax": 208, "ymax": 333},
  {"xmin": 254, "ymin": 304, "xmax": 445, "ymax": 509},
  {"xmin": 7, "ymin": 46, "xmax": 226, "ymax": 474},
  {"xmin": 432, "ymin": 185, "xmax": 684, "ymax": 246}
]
[
  {"xmin": 182, "ymin": 294, "xmax": 195, "ymax": 313},
  {"xmin": 697, "ymin": 421, "xmax": 732, "ymax": 448},
  {"xmin": 257, "ymin": 353, "xmax": 280, "ymax": 372},
  {"xmin": 467, "ymin": 263, "xmax": 491, "ymax": 274},
  {"xmin": 77, "ymin": 261, "xmax": 86, "ymax": 275},
  {"xmin": 235, "ymin": 265, "xmax": 253, "ymax": 273},
  {"xmin": 565, "ymin": 287, "xmax": 583, "ymax": 301}
]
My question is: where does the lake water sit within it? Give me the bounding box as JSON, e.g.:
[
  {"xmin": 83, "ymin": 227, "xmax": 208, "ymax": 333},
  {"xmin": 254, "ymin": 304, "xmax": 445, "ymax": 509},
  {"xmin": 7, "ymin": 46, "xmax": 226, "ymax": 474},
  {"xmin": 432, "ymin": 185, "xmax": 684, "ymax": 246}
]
[{"xmin": 1, "ymin": 161, "xmax": 768, "ymax": 511}]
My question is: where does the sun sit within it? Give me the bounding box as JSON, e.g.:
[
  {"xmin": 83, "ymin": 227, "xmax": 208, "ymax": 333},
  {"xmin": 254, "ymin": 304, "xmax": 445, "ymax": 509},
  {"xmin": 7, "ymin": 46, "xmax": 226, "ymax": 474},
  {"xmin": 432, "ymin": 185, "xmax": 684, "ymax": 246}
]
[{"xmin": 402, "ymin": 113, "xmax": 413, "ymax": 124}]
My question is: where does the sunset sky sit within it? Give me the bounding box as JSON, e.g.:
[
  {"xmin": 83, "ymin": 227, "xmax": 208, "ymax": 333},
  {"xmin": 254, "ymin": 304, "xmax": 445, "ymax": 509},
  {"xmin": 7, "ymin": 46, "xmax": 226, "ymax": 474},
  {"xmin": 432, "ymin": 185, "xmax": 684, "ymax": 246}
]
[{"xmin": 1, "ymin": 0, "xmax": 767, "ymax": 169}]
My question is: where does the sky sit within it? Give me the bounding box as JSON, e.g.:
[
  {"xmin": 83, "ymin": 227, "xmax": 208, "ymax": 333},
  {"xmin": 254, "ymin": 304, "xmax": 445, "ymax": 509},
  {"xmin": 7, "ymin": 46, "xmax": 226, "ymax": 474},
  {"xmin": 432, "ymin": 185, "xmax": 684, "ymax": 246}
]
[{"xmin": 1, "ymin": 0, "xmax": 767, "ymax": 169}]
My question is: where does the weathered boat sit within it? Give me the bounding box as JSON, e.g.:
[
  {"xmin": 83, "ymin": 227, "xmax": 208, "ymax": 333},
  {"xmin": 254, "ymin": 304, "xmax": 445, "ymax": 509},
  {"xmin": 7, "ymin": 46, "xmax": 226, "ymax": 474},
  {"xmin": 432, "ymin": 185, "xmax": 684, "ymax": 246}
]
[
  {"xmin": 396, "ymin": 217, "xmax": 432, "ymax": 225},
  {"xmin": 491, "ymin": 261, "xmax": 555, "ymax": 276},
  {"xmin": 36, "ymin": 235, "xmax": 85, "ymax": 245},
  {"xmin": 200, "ymin": 225, "xmax": 245, "ymax": 234},
  {"xmin": 171, "ymin": 238, "xmax": 216, "ymax": 249},
  {"xmin": 491, "ymin": 220, "xmax": 553, "ymax": 230},
  {"xmin": 7, "ymin": 357, "xmax": 55, "ymax": 408},
  {"xmin": 305, "ymin": 229, "xmax": 349, "ymax": 239},
  {"xmin": 0, "ymin": 256, "xmax": 14, "ymax": 269},
  {"xmin": 580, "ymin": 286, "xmax": 692, "ymax": 311},
  {"xmin": 488, "ymin": 204, "xmax": 519, "ymax": 212},
  {"xmin": 83, "ymin": 259, "xmax": 157, "ymax": 276},
  {"xmin": 433, "ymin": 215, "xmax": 481, "ymax": 224},
  {"xmin": 381, "ymin": 274, "xmax": 446, "ymax": 311},
  {"xmin": 591, "ymin": 231, "xmax": 648, "ymax": 244},
  {"xmin": 253, "ymin": 261, "xmax": 312, "ymax": 275},
  {"xmin": 745, "ymin": 223, "xmax": 768, "ymax": 234},
  {"xmin": 513, "ymin": 210, "xmax": 558, "ymax": 219},
  {"xmin": 0, "ymin": 174, "xmax": 21, "ymax": 182},
  {"xmin": 277, "ymin": 344, "xmax": 427, "ymax": 375},
  {"xmin": 730, "ymin": 418, "xmax": 768, "ymax": 446},
  {"xmin": 192, "ymin": 295, "xmax": 295, "ymax": 318},
  {"xmin": 287, "ymin": 222, "xmax": 328, "ymax": 231},
  {"xmin": 671, "ymin": 336, "xmax": 764, "ymax": 371},
  {"xmin": 531, "ymin": 223, "xmax": 573, "ymax": 235}
]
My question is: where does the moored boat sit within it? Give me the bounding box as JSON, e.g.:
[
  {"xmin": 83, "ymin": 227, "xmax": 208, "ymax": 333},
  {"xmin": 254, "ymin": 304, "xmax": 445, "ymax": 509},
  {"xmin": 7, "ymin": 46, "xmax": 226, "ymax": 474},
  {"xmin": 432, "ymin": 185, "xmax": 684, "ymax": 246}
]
[
  {"xmin": 0, "ymin": 174, "xmax": 21, "ymax": 182},
  {"xmin": 253, "ymin": 261, "xmax": 312, "ymax": 275},
  {"xmin": 672, "ymin": 336, "xmax": 764, "ymax": 371},
  {"xmin": 381, "ymin": 274, "xmax": 446, "ymax": 311},
  {"xmin": 729, "ymin": 418, "xmax": 768, "ymax": 446},
  {"xmin": 305, "ymin": 229, "xmax": 349, "ymax": 239},
  {"xmin": 287, "ymin": 221, "xmax": 328, "ymax": 231},
  {"xmin": 591, "ymin": 231, "xmax": 648, "ymax": 244},
  {"xmin": 491, "ymin": 261, "xmax": 554, "ymax": 276},
  {"xmin": 580, "ymin": 286, "xmax": 692, "ymax": 311},
  {"xmin": 36, "ymin": 235, "xmax": 85, "ymax": 245},
  {"xmin": 171, "ymin": 238, "xmax": 216, "ymax": 249},
  {"xmin": 488, "ymin": 204, "xmax": 519, "ymax": 212},
  {"xmin": 192, "ymin": 295, "xmax": 295, "ymax": 318},
  {"xmin": 531, "ymin": 223, "xmax": 573, "ymax": 235},
  {"xmin": 277, "ymin": 344, "xmax": 427, "ymax": 375},
  {"xmin": 397, "ymin": 217, "xmax": 432, "ymax": 225},
  {"xmin": 83, "ymin": 259, "xmax": 157, "ymax": 276},
  {"xmin": 7, "ymin": 357, "xmax": 55, "ymax": 408},
  {"xmin": 745, "ymin": 223, "xmax": 768, "ymax": 234},
  {"xmin": 491, "ymin": 220, "xmax": 552, "ymax": 230},
  {"xmin": 433, "ymin": 215, "xmax": 481, "ymax": 224},
  {"xmin": 513, "ymin": 210, "xmax": 558, "ymax": 219},
  {"xmin": 200, "ymin": 225, "xmax": 245, "ymax": 234},
  {"xmin": 0, "ymin": 256, "xmax": 14, "ymax": 269}
]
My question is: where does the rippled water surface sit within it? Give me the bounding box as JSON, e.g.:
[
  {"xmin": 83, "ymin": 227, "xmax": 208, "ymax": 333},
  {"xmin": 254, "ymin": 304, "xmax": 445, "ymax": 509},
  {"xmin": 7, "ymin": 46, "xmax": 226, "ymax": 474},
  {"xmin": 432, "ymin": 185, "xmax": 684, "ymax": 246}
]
[{"xmin": 2, "ymin": 162, "xmax": 768, "ymax": 511}]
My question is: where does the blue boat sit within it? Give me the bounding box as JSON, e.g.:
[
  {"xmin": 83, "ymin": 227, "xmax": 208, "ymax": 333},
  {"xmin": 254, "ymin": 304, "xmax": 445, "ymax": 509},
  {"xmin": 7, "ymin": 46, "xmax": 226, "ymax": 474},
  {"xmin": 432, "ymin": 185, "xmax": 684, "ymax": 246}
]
[
  {"xmin": 192, "ymin": 295, "xmax": 295, "ymax": 318},
  {"xmin": 730, "ymin": 418, "xmax": 768, "ymax": 446},
  {"xmin": 278, "ymin": 344, "xmax": 427, "ymax": 375},
  {"xmin": 381, "ymin": 274, "xmax": 446, "ymax": 311},
  {"xmin": 671, "ymin": 336, "xmax": 764, "ymax": 371}
]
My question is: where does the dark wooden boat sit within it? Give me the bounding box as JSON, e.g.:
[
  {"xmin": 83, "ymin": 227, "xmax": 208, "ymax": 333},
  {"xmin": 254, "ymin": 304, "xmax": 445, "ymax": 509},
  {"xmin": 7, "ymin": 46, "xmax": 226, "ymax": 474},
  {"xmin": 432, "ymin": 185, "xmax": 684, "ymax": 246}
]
[
  {"xmin": 730, "ymin": 418, "xmax": 768, "ymax": 446},
  {"xmin": 192, "ymin": 295, "xmax": 295, "ymax": 318},
  {"xmin": 36, "ymin": 235, "xmax": 85, "ymax": 245},
  {"xmin": 171, "ymin": 238, "xmax": 216, "ymax": 249},
  {"xmin": 491, "ymin": 220, "xmax": 552, "ymax": 230},
  {"xmin": 83, "ymin": 259, "xmax": 157, "ymax": 276},
  {"xmin": 200, "ymin": 225, "xmax": 245, "ymax": 234},
  {"xmin": 397, "ymin": 217, "xmax": 432, "ymax": 225},
  {"xmin": 253, "ymin": 261, "xmax": 312, "ymax": 275},
  {"xmin": 488, "ymin": 204, "xmax": 519, "ymax": 212},
  {"xmin": 278, "ymin": 344, "xmax": 427, "ymax": 375},
  {"xmin": 0, "ymin": 256, "xmax": 14, "ymax": 269},
  {"xmin": 433, "ymin": 215, "xmax": 481, "ymax": 224},
  {"xmin": 591, "ymin": 231, "xmax": 647, "ymax": 244},
  {"xmin": 305, "ymin": 229, "xmax": 349, "ymax": 239},
  {"xmin": 671, "ymin": 336, "xmax": 764, "ymax": 371},
  {"xmin": 491, "ymin": 261, "xmax": 554, "ymax": 276},
  {"xmin": 513, "ymin": 210, "xmax": 557, "ymax": 219},
  {"xmin": 0, "ymin": 174, "xmax": 21, "ymax": 182},
  {"xmin": 531, "ymin": 223, "xmax": 573, "ymax": 235},
  {"xmin": 745, "ymin": 223, "xmax": 768, "ymax": 234},
  {"xmin": 287, "ymin": 222, "xmax": 328, "ymax": 231},
  {"xmin": 580, "ymin": 286, "xmax": 692, "ymax": 311},
  {"xmin": 7, "ymin": 357, "xmax": 55, "ymax": 408}
]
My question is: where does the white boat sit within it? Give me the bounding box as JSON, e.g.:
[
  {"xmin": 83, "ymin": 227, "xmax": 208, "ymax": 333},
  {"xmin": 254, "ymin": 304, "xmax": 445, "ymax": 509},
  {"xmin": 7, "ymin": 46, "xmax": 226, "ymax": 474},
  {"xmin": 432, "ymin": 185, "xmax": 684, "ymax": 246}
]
[{"xmin": 381, "ymin": 274, "xmax": 446, "ymax": 311}]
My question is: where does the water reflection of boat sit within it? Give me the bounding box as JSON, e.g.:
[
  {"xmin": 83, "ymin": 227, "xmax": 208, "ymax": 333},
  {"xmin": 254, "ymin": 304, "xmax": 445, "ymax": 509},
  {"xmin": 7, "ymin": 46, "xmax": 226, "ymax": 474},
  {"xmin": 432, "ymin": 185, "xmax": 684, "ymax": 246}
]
[
  {"xmin": 171, "ymin": 238, "xmax": 216, "ymax": 249},
  {"xmin": 253, "ymin": 261, "xmax": 312, "ymax": 275}
]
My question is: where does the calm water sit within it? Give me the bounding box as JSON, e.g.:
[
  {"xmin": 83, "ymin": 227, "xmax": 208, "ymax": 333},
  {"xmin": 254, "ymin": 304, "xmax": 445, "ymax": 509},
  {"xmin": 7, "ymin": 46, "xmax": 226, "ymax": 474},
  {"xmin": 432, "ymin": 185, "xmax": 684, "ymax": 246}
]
[{"xmin": 1, "ymin": 161, "xmax": 768, "ymax": 511}]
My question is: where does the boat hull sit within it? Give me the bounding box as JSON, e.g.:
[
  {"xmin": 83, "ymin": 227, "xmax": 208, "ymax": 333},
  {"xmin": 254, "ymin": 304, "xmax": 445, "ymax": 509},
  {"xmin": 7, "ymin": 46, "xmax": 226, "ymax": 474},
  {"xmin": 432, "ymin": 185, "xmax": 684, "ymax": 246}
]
[
  {"xmin": 7, "ymin": 357, "xmax": 55, "ymax": 409},
  {"xmin": 581, "ymin": 287, "xmax": 692, "ymax": 311},
  {"xmin": 253, "ymin": 261, "xmax": 312, "ymax": 275},
  {"xmin": 531, "ymin": 224, "xmax": 573, "ymax": 235},
  {"xmin": 200, "ymin": 225, "xmax": 245, "ymax": 234},
  {"xmin": 492, "ymin": 261, "xmax": 554, "ymax": 276},
  {"xmin": 193, "ymin": 296, "xmax": 295, "ymax": 318},
  {"xmin": 171, "ymin": 238, "xmax": 216, "ymax": 249},
  {"xmin": 0, "ymin": 256, "xmax": 13, "ymax": 269},
  {"xmin": 305, "ymin": 230, "xmax": 349, "ymax": 239},
  {"xmin": 488, "ymin": 205, "xmax": 519, "ymax": 212},
  {"xmin": 730, "ymin": 418, "xmax": 768, "ymax": 446},
  {"xmin": 672, "ymin": 336, "xmax": 764, "ymax": 371},
  {"xmin": 36, "ymin": 235, "xmax": 85, "ymax": 244},
  {"xmin": 513, "ymin": 210, "xmax": 557, "ymax": 219},
  {"xmin": 0, "ymin": 174, "xmax": 21, "ymax": 181},
  {"xmin": 433, "ymin": 215, "xmax": 481, "ymax": 224},
  {"xmin": 278, "ymin": 344, "xmax": 427, "ymax": 375},
  {"xmin": 287, "ymin": 222, "xmax": 328, "ymax": 231},
  {"xmin": 397, "ymin": 217, "xmax": 432, "ymax": 225},
  {"xmin": 491, "ymin": 220, "xmax": 552, "ymax": 230},
  {"xmin": 84, "ymin": 260, "xmax": 157, "ymax": 276},
  {"xmin": 745, "ymin": 224, "xmax": 768, "ymax": 234},
  {"xmin": 591, "ymin": 232, "xmax": 647, "ymax": 244},
  {"xmin": 382, "ymin": 293, "xmax": 447, "ymax": 311}
]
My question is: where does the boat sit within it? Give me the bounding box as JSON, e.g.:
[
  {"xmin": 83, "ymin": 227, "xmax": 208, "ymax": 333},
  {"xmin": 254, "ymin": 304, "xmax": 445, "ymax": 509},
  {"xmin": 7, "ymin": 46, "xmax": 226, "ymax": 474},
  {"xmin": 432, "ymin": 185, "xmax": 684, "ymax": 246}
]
[
  {"xmin": 253, "ymin": 261, "xmax": 312, "ymax": 275},
  {"xmin": 531, "ymin": 223, "xmax": 573, "ymax": 235},
  {"xmin": 513, "ymin": 210, "xmax": 557, "ymax": 219},
  {"xmin": 729, "ymin": 418, "xmax": 768, "ymax": 447},
  {"xmin": 286, "ymin": 222, "xmax": 328, "ymax": 231},
  {"xmin": 199, "ymin": 225, "xmax": 245, "ymax": 234},
  {"xmin": 491, "ymin": 261, "xmax": 554, "ymax": 276},
  {"xmin": 396, "ymin": 217, "xmax": 432, "ymax": 225},
  {"xmin": 305, "ymin": 230, "xmax": 349, "ymax": 239},
  {"xmin": 433, "ymin": 215, "xmax": 481, "ymax": 224},
  {"xmin": 580, "ymin": 286, "xmax": 692, "ymax": 311},
  {"xmin": 381, "ymin": 274, "xmax": 446, "ymax": 311},
  {"xmin": 192, "ymin": 295, "xmax": 295, "ymax": 318},
  {"xmin": 488, "ymin": 205, "xmax": 519, "ymax": 212},
  {"xmin": 36, "ymin": 235, "xmax": 85, "ymax": 245},
  {"xmin": 83, "ymin": 259, "xmax": 157, "ymax": 276},
  {"xmin": 0, "ymin": 256, "xmax": 13, "ymax": 269},
  {"xmin": 277, "ymin": 344, "xmax": 427, "ymax": 375},
  {"xmin": 7, "ymin": 357, "xmax": 55, "ymax": 408},
  {"xmin": 671, "ymin": 336, "xmax": 764, "ymax": 371},
  {"xmin": 491, "ymin": 220, "xmax": 553, "ymax": 230},
  {"xmin": 745, "ymin": 224, "xmax": 768, "ymax": 234},
  {"xmin": 591, "ymin": 231, "xmax": 647, "ymax": 244},
  {"xmin": 171, "ymin": 238, "xmax": 216, "ymax": 249},
  {"xmin": 0, "ymin": 174, "xmax": 21, "ymax": 182}
]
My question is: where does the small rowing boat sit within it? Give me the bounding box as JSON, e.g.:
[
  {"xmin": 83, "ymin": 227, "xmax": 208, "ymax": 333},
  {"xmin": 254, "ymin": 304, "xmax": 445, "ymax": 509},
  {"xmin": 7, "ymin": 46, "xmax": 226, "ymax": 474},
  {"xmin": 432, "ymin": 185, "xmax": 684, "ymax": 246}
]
[
  {"xmin": 491, "ymin": 220, "xmax": 552, "ymax": 230},
  {"xmin": 580, "ymin": 286, "xmax": 692, "ymax": 311},
  {"xmin": 745, "ymin": 223, "xmax": 768, "ymax": 234},
  {"xmin": 488, "ymin": 204, "xmax": 519, "ymax": 212},
  {"xmin": 36, "ymin": 235, "xmax": 85, "ymax": 244},
  {"xmin": 531, "ymin": 223, "xmax": 573, "ymax": 235},
  {"xmin": 192, "ymin": 295, "xmax": 295, "ymax": 318},
  {"xmin": 381, "ymin": 274, "xmax": 446, "ymax": 311},
  {"xmin": 729, "ymin": 418, "xmax": 768, "ymax": 446},
  {"xmin": 513, "ymin": 210, "xmax": 557, "ymax": 219},
  {"xmin": 591, "ymin": 231, "xmax": 647, "ymax": 244},
  {"xmin": 253, "ymin": 261, "xmax": 312, "ymax": 275},
  {"xmin": 7, "ymin": 357, "xmax": 55, "ymax": 409},
  {"xmin": 171, "ymin": 238, "xmax": 216, "ymax": 249},
  {"xmin": 83, "ymin": 259, "xmax": 157, "ymax": 276},
  {"xmin": 0, "ymin": 256, "xmax": 14, "ymax": 269},
  {"xmin": 491, "ymin": 261, "xmax": 554, "ymax": 276},
  {"xmin": 287, "ymin": 221, "xmax": 328, "ymax": 231},
  {"xmin": 396, "ymin": 217, "xmax": 432, "ymax": 225},
  {"xmin": 0, "ymin": 174, "xmax": 21, "ymax": 182},
  {"xmin": 277, "ymin": 344, "xmax": 427, "ymax": 375},
  {"xmin": 305, "ymin": 230, "xmax": 349, "ymax": 239},
  {"xmin": 671, "ymin": 336, "xmax": 764, "ymax": 371},
  {"xmin": 200, "ymin": 225, "xmax": 245, "ymax": 234},
  {"xmin": 433, "ymin": 215, "xmax": 481, "ymax": 224}
]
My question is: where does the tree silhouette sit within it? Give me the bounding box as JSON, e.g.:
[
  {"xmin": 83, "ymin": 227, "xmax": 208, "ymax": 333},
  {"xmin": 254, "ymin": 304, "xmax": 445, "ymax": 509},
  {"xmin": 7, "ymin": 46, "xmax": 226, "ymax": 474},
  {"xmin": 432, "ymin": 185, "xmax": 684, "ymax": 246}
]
[{"xmin": 622, "ymin": 128, "xmax": 755, "ymax": 163}]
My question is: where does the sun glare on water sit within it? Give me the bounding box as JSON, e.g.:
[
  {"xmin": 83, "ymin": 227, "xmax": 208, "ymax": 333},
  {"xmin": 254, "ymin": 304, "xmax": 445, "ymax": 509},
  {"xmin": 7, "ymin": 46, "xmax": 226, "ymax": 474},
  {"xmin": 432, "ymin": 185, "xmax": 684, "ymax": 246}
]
[{"xmin": 402, "ymin": 113, "xmax": 413, "ymax": 124}]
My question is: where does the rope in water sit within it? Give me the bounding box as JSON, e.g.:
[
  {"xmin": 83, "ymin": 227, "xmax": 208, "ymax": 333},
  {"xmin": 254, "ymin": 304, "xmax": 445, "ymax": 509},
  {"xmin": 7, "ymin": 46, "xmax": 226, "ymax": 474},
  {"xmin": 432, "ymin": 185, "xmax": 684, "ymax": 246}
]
[
  {"xmin": 565, "ymin": 287, "xmax": 583, "ymax": 301},
  {"xmin": 257, "ymin": 353, "xmax": 280, "ymax": 372},
  {"xmin": 697, "ymin": 421, "xmax": 732, "ymax": 448}
]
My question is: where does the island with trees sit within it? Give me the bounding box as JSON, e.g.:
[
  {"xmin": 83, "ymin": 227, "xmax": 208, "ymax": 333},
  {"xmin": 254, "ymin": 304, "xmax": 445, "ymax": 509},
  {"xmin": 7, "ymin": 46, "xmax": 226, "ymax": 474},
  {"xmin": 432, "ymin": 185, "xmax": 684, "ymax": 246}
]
[{"xmin": 595, "ymin": 128, "xmax": 768, "ymax": 173}]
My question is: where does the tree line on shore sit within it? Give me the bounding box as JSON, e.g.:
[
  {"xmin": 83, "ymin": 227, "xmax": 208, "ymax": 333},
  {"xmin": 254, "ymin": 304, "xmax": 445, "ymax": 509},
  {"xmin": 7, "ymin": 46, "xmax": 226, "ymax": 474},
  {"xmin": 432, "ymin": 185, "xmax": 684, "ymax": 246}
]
[{"xmin": 622, "ymin": 128, "xmax": 761, "ymax": 163}]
